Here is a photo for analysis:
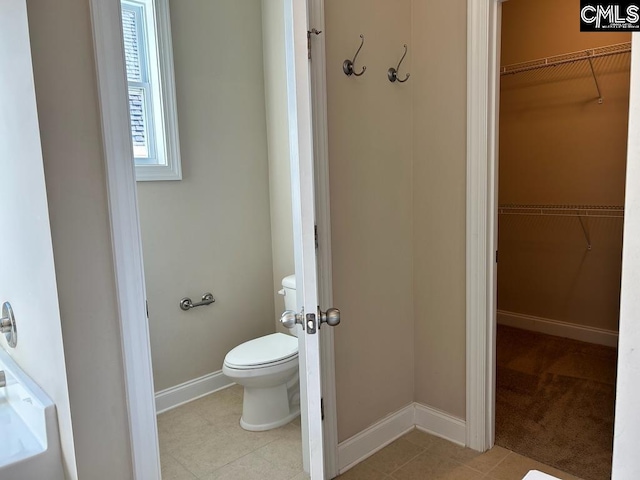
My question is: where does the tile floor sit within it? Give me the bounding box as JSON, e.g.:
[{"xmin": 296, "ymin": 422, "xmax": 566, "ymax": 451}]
[
  {"xmin": 159, "ymin": 386, "xmax": 581, "ymax": 480},
  {"xmin": 158, "ymin": 385, "xmax": 307, "ymax": 480},
  {"xmin": 336, "ymin": 430, "xmax": 583, "ymax": 480}
]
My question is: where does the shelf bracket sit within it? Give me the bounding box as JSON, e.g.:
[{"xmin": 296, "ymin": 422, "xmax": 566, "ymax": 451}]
[
  {"xmin": 577, "ymin": 215, "xmax": 592, "ymax": 251},
  {"xmin": 586, "ymin": 55, "xmax": 603, "ymax": 104}
]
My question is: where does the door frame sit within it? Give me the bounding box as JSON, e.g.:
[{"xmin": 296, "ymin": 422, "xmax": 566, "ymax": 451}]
[
  {"xmin": 88, "ymin": 0, "xmax": 338, "ymax": 478},
  {"xmin": 466, "ymin": 0, "xmax": 640, "ymax": 462},
  {"xmin": 465, "ymin": 0, "xmax": 502, "ymax": 452}
]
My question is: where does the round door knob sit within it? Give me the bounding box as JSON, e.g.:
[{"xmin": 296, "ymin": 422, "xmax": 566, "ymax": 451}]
[
  {"xmin": 324, "ymin": 308, "xmax": 340, "ymax": 327},
  {"xmin": 280, "ymin": 310, "xmax": 300, "ymax": 329}
]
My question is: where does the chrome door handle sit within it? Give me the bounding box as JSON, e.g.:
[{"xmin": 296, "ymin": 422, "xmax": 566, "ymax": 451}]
[
  {"xmin": 319, "ymin": 307, "xmax": 340, "ymax": 327},
  {"xmin": 280, "ymin": 310, "xmax": 303, "ymax": 329}
]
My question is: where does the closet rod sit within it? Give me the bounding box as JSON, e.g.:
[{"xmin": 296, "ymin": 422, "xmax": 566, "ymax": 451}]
[
  {"xmin": 498, "ymin": 204, "xmax": 624, "ymax": 219},
  {"xmin": 500, "ymin": 42, "xmax": 631, "ymax": 76}
]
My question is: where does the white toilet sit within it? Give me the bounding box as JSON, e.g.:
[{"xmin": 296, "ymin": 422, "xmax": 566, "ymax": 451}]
[{"xmin": 223, "ymin": 275, "xmax": 300, "ymax": 431}]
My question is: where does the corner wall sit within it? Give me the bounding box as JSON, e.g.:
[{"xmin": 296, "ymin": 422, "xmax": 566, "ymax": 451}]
[
  {"xmin": 411, "ymin": 0, "xmax": 468, "ymax": 418},
  {"xmin": 325, "ymin": 0, "xmax": 416, "ymax": 442},
  {"xmin": 325, "ymin": 0, "xmax": 469, "ymax": 442}
]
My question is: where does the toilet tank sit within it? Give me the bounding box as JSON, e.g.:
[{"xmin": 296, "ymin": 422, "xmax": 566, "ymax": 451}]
[{"xmin": 280, "ymin": 275, "xmax": 299, "ymax": 337}]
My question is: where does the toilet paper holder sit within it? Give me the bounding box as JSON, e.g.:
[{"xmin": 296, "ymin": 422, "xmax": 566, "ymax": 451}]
[{"xmin": 179, "ymin": 293, "xmax": 215, "ymax": 311}]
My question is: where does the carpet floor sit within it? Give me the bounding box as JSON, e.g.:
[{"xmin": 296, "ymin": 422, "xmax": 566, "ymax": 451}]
[{"xmin": 495, "ymin": 325, "xmax": 617, "ymax": 480}]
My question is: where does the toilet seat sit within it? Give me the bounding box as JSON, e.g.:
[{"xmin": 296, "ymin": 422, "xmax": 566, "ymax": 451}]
[{"xmin": 224, "ymin": 333, "xmax": 298, "ymax": 370}]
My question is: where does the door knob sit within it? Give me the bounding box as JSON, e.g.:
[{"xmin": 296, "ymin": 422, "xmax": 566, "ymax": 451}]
[
  {"xmin": 280, "ymin": 310, "xmax": 303, "ymax": 329},
  {"xmin": 319, "ymin": 307, "xmax": 340, "ymax": 327},
  {"xmin": 1, "ymin": 302, "xmax": 17, "ymax": 348}
]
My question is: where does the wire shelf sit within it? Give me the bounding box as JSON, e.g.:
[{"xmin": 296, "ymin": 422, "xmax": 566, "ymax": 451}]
[
  {"xmin": 500, "ymin": 42, "xmax": 631, "ymax": 76},
  {"xmin": 498, "ymin": 204, "xmax": 624, "ymax": 250},
  {"xmin": 498, "ymin": 204, "xmax": 624, "ymax": 219}
]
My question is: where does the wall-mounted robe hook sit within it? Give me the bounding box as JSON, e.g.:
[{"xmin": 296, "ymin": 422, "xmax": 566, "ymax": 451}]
[
  {"xmin": 343, "ymin": 34, "xmax": 367, "ymax": 76},
  {"xmin": 388, "ymin": 44, "xmax": 410, "ymax": 83}
]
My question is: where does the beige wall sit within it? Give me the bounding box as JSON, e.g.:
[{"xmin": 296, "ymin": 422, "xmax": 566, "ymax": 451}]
[
  {"xmin": 326, "ymin": 0, "xmax": 416, "ymax": 442},
  {"xmin": 26, "ymin": 0, "xmax": 133, "ymax": 477},
  {"xmin": 326, "ymin": 0, "xmax": 469, "ymax": 439},
  {"xmin": 262, "ymin": 0, "xmax": 296, "ymax": 327},
  {"xmin": 498, "ymin": 0, "xmax": 631, "ymax": 331},
  {"xmin": 411, "ymin": 0, "xmax": 468, "ymax": 418},
  {"xmin": 137, "ymin": 0, "xmax": 277, "ymax": 391}
]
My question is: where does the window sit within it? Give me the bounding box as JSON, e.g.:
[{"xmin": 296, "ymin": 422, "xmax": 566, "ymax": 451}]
[{"xmin": 121, "ymin": 0, "xmax": 181, "ymax": 181}]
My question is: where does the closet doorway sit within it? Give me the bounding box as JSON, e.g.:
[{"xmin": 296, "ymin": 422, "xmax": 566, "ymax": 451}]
[{"xmin": 494, "ymin": 1, "xmax": 631, "ymax": 479}]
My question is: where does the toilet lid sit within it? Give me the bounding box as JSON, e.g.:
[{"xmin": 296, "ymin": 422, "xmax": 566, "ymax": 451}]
[{"xmin": 225, "ymin": 333, "xmax": 298, "ymax": 368}]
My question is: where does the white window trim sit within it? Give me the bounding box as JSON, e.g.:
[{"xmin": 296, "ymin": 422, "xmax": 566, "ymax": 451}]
[{"xmin": 125, "ymin": 0, "xmax": 181, "ymax": 181}]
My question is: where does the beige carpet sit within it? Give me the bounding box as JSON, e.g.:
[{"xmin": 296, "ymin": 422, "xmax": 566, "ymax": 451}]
[{"xmin": 495, "ymin": 325, "xmax": 617, "ymax": 480}]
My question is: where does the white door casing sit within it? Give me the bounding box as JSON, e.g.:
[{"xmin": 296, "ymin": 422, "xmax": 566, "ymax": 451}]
[
  {"xmin": 466, "ymin": 0, "xmax": 502, "ymax": 452},
  {"xmin": 89, "ymin": 1, "xmax": 162, "ymax": 478},
  {"xmin": 90, "ymin": 0, "xmax": 338, "ymax": 478},
  {"xmin": 468, "ymin": 6, "xmax": 640, "ymax": 478}
]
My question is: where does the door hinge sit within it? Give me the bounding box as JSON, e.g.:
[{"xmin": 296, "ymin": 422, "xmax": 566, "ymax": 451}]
[
  {"xmin": 314, "ymin": 224, "xmax": 319, "ymax": 249},
  {"xmin": 495, "ymin": 250, "xmax": 498, "ymax": 263},
  {"xmin": 307, "ymin": 28, "xmax": 322, "ymax": 60},
  {"xmin": 145, "ymin": 300, "xmax": 149, "ymax": 319},
  {"xmin": 321, "ymin": 397, "xmax": 325, "ymax": 420}
]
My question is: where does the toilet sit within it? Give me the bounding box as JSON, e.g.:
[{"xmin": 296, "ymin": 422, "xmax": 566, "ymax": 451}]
[{"xmin": 222, "ymin": 275, "xmax": 300, "ymax": 431}]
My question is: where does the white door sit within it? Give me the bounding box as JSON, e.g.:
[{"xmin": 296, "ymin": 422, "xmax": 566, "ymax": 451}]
[{"xmin": 283, "ymin": 0, "xmax": 338, "ymax": 478}]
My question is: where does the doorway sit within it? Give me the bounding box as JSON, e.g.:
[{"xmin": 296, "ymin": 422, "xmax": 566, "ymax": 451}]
[
  {"xmin": 483, "ymin": 1, "xmax": 631, "ymax": 479},
  {"xmin": 465, "ymin": 1, "xmax": 640, "ymax": 478},
  {"xmin": 90, "ymin": 0, "xmax": 338, "ymax": 478},
  {"xmin": 126, "ymin": 0, "xmax": 311, "ymax": 477}
]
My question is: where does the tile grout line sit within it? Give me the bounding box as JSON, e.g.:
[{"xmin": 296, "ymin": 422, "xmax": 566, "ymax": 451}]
[
  {"xmin": 160, "ymin": 408, "xmax": 292, "ymax": 478},
  {"xmin": 456, "ymin": 446, "xmax": 515, "ymax": 476},
  {"xmin": 385, "ymin": 444, "xmax": 429, "ymax": 477},
  {"xmin": 483, "ymin": 450, "xmax": 514, "ymax": 478},
  {"xmin": 387, "ymin": 433, "xmax": 496, "ymax": 478},
  {"xmin": 165, "ymin": 451, "xmax": 200, "ymax": 479}
]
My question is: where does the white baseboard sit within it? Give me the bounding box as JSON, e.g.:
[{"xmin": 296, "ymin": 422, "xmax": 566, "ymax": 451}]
[
  {"xmin": 337, "ymin": 403, "xmax": 467, "ymax": 474},
  {"xmin": 155, "ymin": 370, "xmax": 233, "ymax": 414},
  {"xmin": 414, "ymin": 403, "xmax": 466, "ymax": 446},
  {"xmin": 497, "ymin": 310, "xmax": 619, "ymax": 348},
  {"xmin": 337, "ymin": 404, "xmax": 415, "ymax": 474}
]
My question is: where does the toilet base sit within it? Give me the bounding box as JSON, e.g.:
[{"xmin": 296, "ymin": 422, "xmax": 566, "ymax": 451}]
[{"xmin": 239, "ymin": 383, "xmax": 300, "ymax": 431}]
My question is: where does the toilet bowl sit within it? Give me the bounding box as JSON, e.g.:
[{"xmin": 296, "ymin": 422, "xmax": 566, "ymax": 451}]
[{"xmin": 222, "ymin": 275, "xmax": 300, "ymax": 431}]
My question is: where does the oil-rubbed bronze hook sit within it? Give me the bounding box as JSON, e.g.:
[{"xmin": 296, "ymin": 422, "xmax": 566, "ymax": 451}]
[
  {"xmin": 343, "ymin": 34, "xmax": 367, "ymax": 76},
  {"xmin": 388, "ymin": 44, "xmax": 410, "ymax": 83}
]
